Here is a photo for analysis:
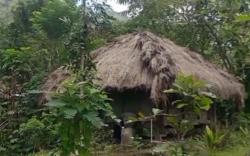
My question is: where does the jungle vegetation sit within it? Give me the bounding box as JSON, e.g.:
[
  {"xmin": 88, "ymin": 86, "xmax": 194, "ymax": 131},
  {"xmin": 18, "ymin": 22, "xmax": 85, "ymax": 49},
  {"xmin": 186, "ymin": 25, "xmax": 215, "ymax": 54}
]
[{"xmin": 0, "ymin": 0, "xmax": 250, "ymax": 155}]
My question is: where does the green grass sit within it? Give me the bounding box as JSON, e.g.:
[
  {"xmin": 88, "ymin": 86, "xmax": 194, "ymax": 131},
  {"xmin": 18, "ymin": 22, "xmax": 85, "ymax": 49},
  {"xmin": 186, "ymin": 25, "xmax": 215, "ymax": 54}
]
[
  {"xmin": 32, "ymin": 134, "xmax": 250, "ymax": 156},
  {"xmin": 33, "ymin": 146, "xmax": 250, "ymax": 156},
  {"xmin": 214, "ymin": 145, "xmax": 250, "ymax": 156}
]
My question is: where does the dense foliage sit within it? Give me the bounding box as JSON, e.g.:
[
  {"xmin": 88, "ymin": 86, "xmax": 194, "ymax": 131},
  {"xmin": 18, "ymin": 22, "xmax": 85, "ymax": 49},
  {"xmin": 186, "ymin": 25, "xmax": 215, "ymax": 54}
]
[
  {"xmin": 0, "ymin": 0, "xmax": 249, "ymax": 155},
  {"xmin": 165, "ymin": 74, "xmax": 214, "ymax": 114},
  {"xmin": 46, "ymin": 77, "xmax": 113, "ymax": 155},
  {"xmin": 0, "ymin": 0, "xmax": 115, "ymax": 155}
]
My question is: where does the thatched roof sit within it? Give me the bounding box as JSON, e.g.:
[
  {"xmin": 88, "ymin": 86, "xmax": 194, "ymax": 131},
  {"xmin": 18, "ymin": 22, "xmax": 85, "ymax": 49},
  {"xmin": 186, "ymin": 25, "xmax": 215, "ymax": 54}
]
[
  {"xmin": 91, "ymin": 31, "xmax": 245, "ymax": 108},
  {"xmin": 41, "ymin": 31, "xmax": 245, "ymax": 108},
  {"xmin": 39, "ymin": 66, "xmax": 71, "ymax": 103}
]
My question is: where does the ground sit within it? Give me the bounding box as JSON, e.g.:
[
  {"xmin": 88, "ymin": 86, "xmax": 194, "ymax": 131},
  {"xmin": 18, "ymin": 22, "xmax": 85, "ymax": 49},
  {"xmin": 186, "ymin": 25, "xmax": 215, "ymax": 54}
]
[{"xmin": 33, "ymin": 142, "xmax": 250, "ymax": 156}]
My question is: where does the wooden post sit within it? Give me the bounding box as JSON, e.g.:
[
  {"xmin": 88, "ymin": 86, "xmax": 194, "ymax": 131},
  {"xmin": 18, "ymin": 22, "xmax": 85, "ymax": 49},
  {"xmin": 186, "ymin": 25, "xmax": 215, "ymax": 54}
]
[
  {"xmin": 121, "ymin": 127, "xmax": 133, "ymax": 145},
  {"xmin": 214, "ymin": 104, "xmax": 217, "ymax": 129}
]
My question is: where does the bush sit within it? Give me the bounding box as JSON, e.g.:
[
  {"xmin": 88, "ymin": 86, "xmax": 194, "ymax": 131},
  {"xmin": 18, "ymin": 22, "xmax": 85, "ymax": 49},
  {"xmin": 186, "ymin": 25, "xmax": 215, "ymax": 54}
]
[{"xmin": 45, "ymin": 77, "xmax": 113, "ymax": 155}]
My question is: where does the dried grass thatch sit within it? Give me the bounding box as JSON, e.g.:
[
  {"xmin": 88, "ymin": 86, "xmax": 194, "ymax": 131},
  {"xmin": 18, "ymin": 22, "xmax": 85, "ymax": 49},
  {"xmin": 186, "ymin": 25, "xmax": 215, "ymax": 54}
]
[
  {"xmin": 41, "ymin": 32, "xmax": 245, "ymax": 108},
  {"xmin": 39, "ymin": 66, "xmax": 71, "ymax": 104},
  {"xmin": 92, "ymin": 31, "xmax": 245, "ymax": 108}
]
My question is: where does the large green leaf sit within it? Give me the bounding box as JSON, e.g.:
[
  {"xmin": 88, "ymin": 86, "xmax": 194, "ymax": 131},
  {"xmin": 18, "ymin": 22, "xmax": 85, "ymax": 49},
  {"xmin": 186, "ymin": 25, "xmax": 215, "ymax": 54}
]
[
  {"xmin": 89, "ymin": 88, "xmax": 100, "ymax": 94},
  {"xmin": 152, "ymin": 108, "xmax": 162, "ymax": 115},
  {"xmin": 176, "ymin": 103, "xmax": 189, "ymax": 109},
  {"xmin": 164, "ymin": 88, "xmax": 180, "ymax": 94},
  {"xmin": 83, "ymin": 112, "xmax": 104, "ymax": 128},
  {"xmin": 235, "ymin": 14, "xmax": 250, "ymax": 22},
  {"xmin": 46, "ymin": 100, "xmax": 67, "ymax": 108},
  {"xmin": 63, "ymin": 108, "xmax": 77, "ymax": 119},
  {"xmin": 197, "ymin": 96, "xmax": 213, "ymax": 111},
  {"xmin": 200, "ymin": 91, "xmax": 216, "ymax": 98}
]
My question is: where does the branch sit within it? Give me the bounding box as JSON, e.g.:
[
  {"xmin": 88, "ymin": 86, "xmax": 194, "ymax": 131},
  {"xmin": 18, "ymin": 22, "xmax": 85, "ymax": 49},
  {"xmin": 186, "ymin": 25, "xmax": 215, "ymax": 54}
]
[{"xmin": 203, "ymin": 21, "xmax": 234, "ymax": 72}]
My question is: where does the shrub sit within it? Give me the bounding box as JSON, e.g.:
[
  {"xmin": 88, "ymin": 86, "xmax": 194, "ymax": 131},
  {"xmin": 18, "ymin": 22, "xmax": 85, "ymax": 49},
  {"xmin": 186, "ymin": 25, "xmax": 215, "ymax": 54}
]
[
  {"xmin": 197, "ymin": 126, "xmax": 227, "ymax": 154},
  {"xmin": 46, "ymin": 77, "xmax": 113, "ymax": 155}
]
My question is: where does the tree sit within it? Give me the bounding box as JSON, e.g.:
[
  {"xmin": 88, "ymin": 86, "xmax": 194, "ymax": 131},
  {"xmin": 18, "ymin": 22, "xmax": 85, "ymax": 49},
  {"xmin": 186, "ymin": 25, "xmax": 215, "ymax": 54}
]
[
  {"xmin": 46, "ymin": 78, "xmax": 113, "ymax": 155},
  {"xmin": 0, "ymin": 0, "xmax": 18, "ymax": 25},
  {"xmin": 32, "ymin": 0, "xmax": 77, "ymax": 40},
  {"xmin": 118, "ymin": 0, "xmax": 250, "ymax": 73},
  {"xmin": 0, "ymin": 0, "xmax": 116, "ymax": 154}
]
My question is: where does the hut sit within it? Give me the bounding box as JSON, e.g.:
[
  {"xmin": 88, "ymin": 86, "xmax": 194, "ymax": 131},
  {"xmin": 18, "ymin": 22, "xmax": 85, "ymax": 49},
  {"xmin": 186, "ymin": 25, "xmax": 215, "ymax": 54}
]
[
  {"xmin": 40, "ymin": 31, "xmax": 246, "ymax": 140},
  {"xmin": 91, "ymin": 31, "xmax": 245, "ymax": 110}
]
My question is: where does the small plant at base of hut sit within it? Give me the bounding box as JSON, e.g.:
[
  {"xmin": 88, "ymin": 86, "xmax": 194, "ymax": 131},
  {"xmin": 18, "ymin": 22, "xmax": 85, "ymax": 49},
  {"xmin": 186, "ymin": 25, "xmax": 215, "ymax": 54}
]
[
  {"xmin": 167, "ymin": 117, "xmax": 194, "ymax": 141},
  {"xmin": 196, "ymin": 126, "xmax": 227, "ymax": 154},
  {"xmin": 45, "ymin": 76, "xmax": 113, "ymax": 156},
  {"xmin": 239, "ymin": 126, "xmax": 250, "ymax": 146},
  {"xmin": 236, "ymin": 112, "xmax": 250, "ymax": 128},
  {"xmin": 152, "ymin": 141, "xmax": 190, "ymax": 156}
]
